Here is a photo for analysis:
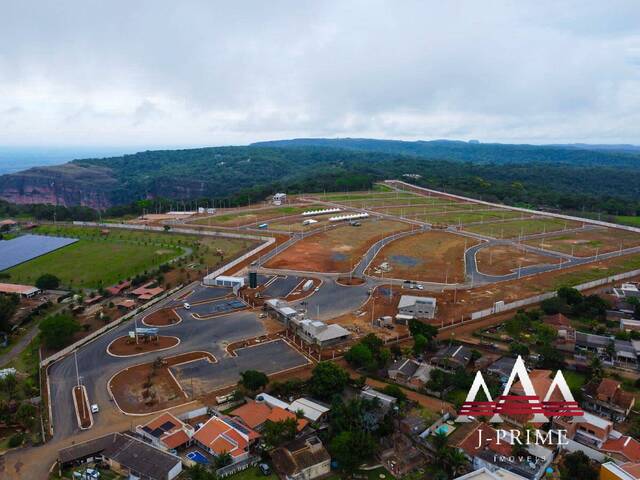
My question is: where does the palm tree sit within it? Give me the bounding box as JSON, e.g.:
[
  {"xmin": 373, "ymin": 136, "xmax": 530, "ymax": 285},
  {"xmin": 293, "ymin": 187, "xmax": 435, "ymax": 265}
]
[{"xmin": 445, "ymin": 448, "xmax": 469, "ymax": 477}]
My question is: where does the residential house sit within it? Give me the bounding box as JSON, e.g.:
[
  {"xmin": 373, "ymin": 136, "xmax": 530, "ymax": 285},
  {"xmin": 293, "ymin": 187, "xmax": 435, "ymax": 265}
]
[
  {"xmin": 454, "ymin": 468, "xmax": 528, "ymax": 480},
  {"xmin": 230, "ymin": 400, "xmax": 308, "ymax": 432},
  {"xmin": 270, "ymin": 436, "xmax": 330, "ymax": 480},
  {"xmin": 575, "ymin": 332, "xmax": 640, "ymax": 369},
  {"xmin": 487, "ymin": 357, "xmax": 517, "ymax": 385},
  {"xmin": 582, "ymin": 378, "xmax": 635, "ymax": 422},
  {"xmin": 388, "ymin": 358, "xmax": 419, "ymax": 383},
  {"xmin": 287, "ymin": 398, "xmax": 330, "ymax": 423},
  {"xmin": 431, "ymin": 344, "xmax": 472, "ymax": 372},
  {"xmin": 543, "ymin": 313, "xmax": 576, "ymax": 352},
  {"xmin": 600, "ymin": 461, "xmax": 640, "ymax": 480},
  {"xmin": 602, "ymin": 436, "xmax": 640, "ymax": 464},
  {"xmin": 0, "ymin": 283, "xmax": 41, "ymax": 298},
  {"xmin": 193, "ymin": 415, "xmax": 259, "ymax": 464},
  {"xmin": 503, "ymin": 370, "xmax": 565, "ymax": 427},
  {"xmin": 378, "ymin": 433, "xmax": 427, "ymax": 477},
  {"xmin": 409, "ymin": 362, "xmax": 434, "ymax": 389},
  {"xmin": 360, "ymin": 387, "xmax": 397, "ymax": 410},
  {"xmin": 136, "ymin": 412, "xmax": 195, "ymax": 451},
  {"xmin": 58, "ymin": 432, "xmax": 182, "ymax": 480},
  {"xmin": 553, "ymin": 411, "xmax": 613, "ymax": 449},
  {"xmin": 454, "ymin": 423, "xmax": 554, "ymax": 480}
]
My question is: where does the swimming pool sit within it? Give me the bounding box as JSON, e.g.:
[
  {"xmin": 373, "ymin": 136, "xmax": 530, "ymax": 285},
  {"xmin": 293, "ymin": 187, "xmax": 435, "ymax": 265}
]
[
  {"xmin": 187, "ymin": 451, "xmax": 210, "ymax": 464},
  {"xmin": 435, "ymin": 423, "xmax": 456, "ymax": 436}
]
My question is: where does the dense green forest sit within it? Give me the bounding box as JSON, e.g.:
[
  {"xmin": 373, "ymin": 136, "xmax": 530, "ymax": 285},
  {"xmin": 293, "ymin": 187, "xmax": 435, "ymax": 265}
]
[{"xmin": 1, "ymin": 140, "xmax": 640, "ymax": 220}]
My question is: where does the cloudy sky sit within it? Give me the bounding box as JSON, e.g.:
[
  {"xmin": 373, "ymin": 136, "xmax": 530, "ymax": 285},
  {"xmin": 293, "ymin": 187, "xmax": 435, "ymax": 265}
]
[{"xmin": 1, "ymin": 0, "xmax": 640, "ymax": 148}]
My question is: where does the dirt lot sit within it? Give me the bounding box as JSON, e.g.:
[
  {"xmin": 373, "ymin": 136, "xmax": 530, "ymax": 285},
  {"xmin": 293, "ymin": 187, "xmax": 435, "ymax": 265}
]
[
  {"xmin": 189, "ymin": 204, "xmax": 322, "ymax": 227},
  {"xmin": 109, "ymin": 351, "xmax": 215, "ymax": 414},
  {"xmin": 525, "ymin": 227, "xmax": 640, "ymax": 257},
  {"xmin": 367, "ymin": 230, "xmax": 478, "ymax": 283},
  {"xmin": 107, "ymin": 335, "xmax": 179, "ymax": 356},
  {"xmin": 143, "ymin": 308, "xmax": 180, "ymax": 326},
  {"xmin": 475, "ymin": 244, "xmax": 557, "ymax": 275},
  {"xmin": 73, "ymin": 386, "xmax": 91, "ymax": 428},
  {"xmin": 264, "ymin": 219, "xmax": 412, "ymax": 272}
]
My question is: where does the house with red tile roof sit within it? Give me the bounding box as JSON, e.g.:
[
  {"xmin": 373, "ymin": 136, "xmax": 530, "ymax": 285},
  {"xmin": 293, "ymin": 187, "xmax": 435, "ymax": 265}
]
[
  {"xmin": 193, "ymin": 415, "xmax": 259, "ymax": 463},
  {"xmin": 582, "ymin": 377, "xmax": 635, "ymax": 422},
  {"xmin": 503, "ymin": 370, "xmax": 564, "ymax": 427},
  {"xmin": 602, "ymin": 436, "xmax": 640, "ymax": 464},
  {"xmin": 106, "ymin": 280, "xmax": 131, "ymax": 296},
  {"xmin": 553, "ymin": 411, "xmax": 613, "ymax": 449},
  {"xmin": 543, "ymin": 314, "xmax": 576, "ymax": 352},
  {"xmin": 131, "ymin": 281, "xmax": 165, "ymax": 301},
  {"xmin": 231, "ymin": 400, "xmax": 308, "ymax": 432},
  {"xmin": 453, "ymin": 422, "xmax": 554, "ymax": 480},
  {"xmin": 136, "ymin": 412, "xmax": 195, "ymax": 451},
  {"xmin": 600, "ymin": 461, "xmax": 640, "ymax": 480}
]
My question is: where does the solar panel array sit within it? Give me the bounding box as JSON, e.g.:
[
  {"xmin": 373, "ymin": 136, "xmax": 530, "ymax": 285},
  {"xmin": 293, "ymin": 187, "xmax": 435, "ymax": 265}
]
[{"xmin": 0, "ymin": 234, "xmax": 78, "ymax": 271}]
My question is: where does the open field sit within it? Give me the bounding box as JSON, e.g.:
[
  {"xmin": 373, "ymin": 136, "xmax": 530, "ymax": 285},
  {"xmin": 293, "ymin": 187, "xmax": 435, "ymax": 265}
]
[
  {"xmin": 475, "ymin": 244, "xmax": 557, "ymax": 275},
  {"xmin": 326, "ymin": 195, "xmax": 467, "ymax": 209},
  {"xmin": 265, "ymin": 219, "xmax": 412, "ymax": 272},
  {"xmin": 411, "ymin": 209, "xmax": 525, "ymax": 226},
  {"xmin": 525, "ymin": 227, "xmax": 640, "ymax": 257},
  {"xmin": 189, "ymin": 204, "xmax": 322, "ymax": 227},
  {"xmin": 4, "ymin": 225, "xmax": 254, "ymax": 289},
  {"xmin": 368, "ymin": 203, "xmax": 479, "ymax": 215},
  {"xmin": 366, "ymin": 230, "xmax": 477, "ymax": 283},
  {"xmin": 463, "ymin": 217, "xmax": 580, "ymax": 238}
]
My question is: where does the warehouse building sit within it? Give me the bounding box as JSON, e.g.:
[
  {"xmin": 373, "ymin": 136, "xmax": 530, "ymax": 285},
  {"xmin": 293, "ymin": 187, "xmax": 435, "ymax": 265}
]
[{"xmin": 398, "ymin": 295, "xmax": 437, "ymax": 319}]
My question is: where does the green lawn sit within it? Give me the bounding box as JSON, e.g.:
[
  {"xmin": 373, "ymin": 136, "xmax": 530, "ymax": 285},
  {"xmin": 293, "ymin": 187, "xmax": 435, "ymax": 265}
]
[
  {"xmin": 3, "ymin": 225, "xmax": 255, "ymax": 289},
  {"xmin": 226, "ymin": 466, "xmax": 277, "ymax": 480},
  {"xmin": 465, "ymin": 217, "xmax": 578, "ymax": 238},
  {"xmin": 327, "ymin": 467, "xmax": 396, "ymax": 480},
  {"xmin": 615, "ymin": 215, "xmax": 640, "ymax": 227},
  {"xmin": 562, "ymin": 371, "xmax": 588, "ymax": 393}
]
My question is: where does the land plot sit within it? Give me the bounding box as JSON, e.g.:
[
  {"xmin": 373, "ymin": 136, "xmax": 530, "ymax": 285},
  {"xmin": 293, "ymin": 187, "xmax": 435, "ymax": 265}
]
[
  {"xmin": 411, "ymin": 209, "xmax": 523, "ymax": 226},
  {"xmin": 264, "ymin": 219, "xmax": 411, "ymax": 272},
  {"xmin": 263, "ymin": 214, "xmax": 333, "ymax": 232},
  {"xmin": 331, "ymin": 196, "xmax": 466, "ymax": 209},
  {"xmin": 0, "ymin": 234, "xmax": 78, "ymax": 271},
  {"xmin": 475, "ymin": 245, "xmax": 558, "ymax": 275},
  {"xmin": 366, "ymin": 230, "xmax": 478, "ymax": 283},
  {"xmin": 190, "ymin": 205, "xmax": 322, "ymax": 227},
  {"xmin": 464, "ymin": 217, "xmax": 579, "ymax": 239},
  {"xmin": 525, "ymin": 228, "xmax": 640, "ymax": 257},
  {"xmin": 5, "ymin": 225, "xmax": 254, "ymax": 288},
  {"xmin": 369, "ymin": 203, "xmax": 479, "ymax": 216},
  {"xmin": 170, "ymin": 339, "xmax": 308, "ymax": 396}
]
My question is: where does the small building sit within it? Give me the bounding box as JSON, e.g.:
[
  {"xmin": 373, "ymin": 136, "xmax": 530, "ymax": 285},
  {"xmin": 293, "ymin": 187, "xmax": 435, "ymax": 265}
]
[
  {"xmin": 553, "ymin": 411, "xmax": 613, "ymax": 449},
  {"xmin": 58, "ymin": 432, "xmax": 183, "ymax": 480},
  {"xmin": 378, "ymin": 433, "xmax": 427, "ymax": 477},
  {"xmin": 264, "ymin": 299, "xmax": 299, "ymax": 323},
  {"xmin": 582, "ymin": 378, "xmax": 636, "ymax": 422},
  {"xmin": 409, "ymin": 362, "xmax": 434, "ymax": 388},
  {"xmin": 131, "ymin": 282, "xmax": 165, "ymax": 301},
  {"xmin": 136, "ymin": 412, "xmax": 194, "ymax": 451},
  {"xmin": 398, "ymin": 295, "xmax": 437, "ymax": 319},
  {"xmin": 106, "ymin": 280, "xmax": 131, "ymax": 296},
  {"xmin": 388, "ymin": 358, "xmax": 419, "ymax": 383},
  {"xmin": 293, "ymin": 318, "xmax": 351, "ymax": 347},
  {"xmin": 431, "ymin": 344, "xmax": 472, "ymax": 371},
  {"xmin": 360, "ymin": 387, "xmax": 397, "ymax": 410},
  {"xmin": 203, "ymin": 274, "xmax": 245, "ymax": 289},
  {"xmin": 600, "ymin": 461, "xmax": 640, "ymax": 480},
  {"xmin": 543, "ymin": 313, "xmax": 576, "ymax": 352},
  {"xmin": 272, "ymin": 193, "xmax": 287, "ymax": 205},
  {"xmin": 602, "ymin": 436, "xmax": 640, "ymax": 464},
  {"xmin": 270, "ymin": 436, "xmax": 330, "ymax": 480},
  {"xmin": 614, "ymin": 283, "xmax": 640, "ymax": 299},
  {"xmin": 621, "ymin": 318, "xmax": 640, "ymax": 332},
  {"xmin": 287, "ymin": 398, "xmax": 330, "ymax": 423},
  {"xmin": 115, "ymin": 299, "xmax": 136, "ymax": 311},
  {"xmin": 0, "ymin": 283, "xmax": 41, "ymax": 298},
  {"xmin": 487, "ymin": 356, "xmax": 517, "ymax": 385},
  {"xmin": 193, "ymin": 415, "xmax": 259, "ymax": 464},
  {"xmin": 454, "ymin": 468, "xmax": 528, "ymax": 480}
]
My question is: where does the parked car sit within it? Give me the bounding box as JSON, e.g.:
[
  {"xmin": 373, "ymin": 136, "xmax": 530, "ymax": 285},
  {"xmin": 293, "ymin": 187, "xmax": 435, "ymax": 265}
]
[
  {"xmin": 259, "ymin": 464, "xmax": 271, "ymax": 476},
  {"xmin": 183, "ymin": 302, "xmax": 191, "ymax": 310},
  {"xmin": 91, "ymin": 404, "xmax": 99, "ymax": 414}
]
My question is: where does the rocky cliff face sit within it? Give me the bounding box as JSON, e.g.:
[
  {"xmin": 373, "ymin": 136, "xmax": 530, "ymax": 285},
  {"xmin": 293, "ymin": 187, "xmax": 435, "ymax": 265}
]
[{"xmin": 0, "ymin": 163, "xmax": 118, "ymax": 209}]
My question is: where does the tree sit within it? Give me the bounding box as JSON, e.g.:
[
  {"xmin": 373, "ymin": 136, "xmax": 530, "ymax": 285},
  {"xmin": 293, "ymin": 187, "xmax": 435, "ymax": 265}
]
[
  {"xmin": 16, "ymin": 402, "xmax": 36, "ymax": 429},
  {"xmin": 412, "ymin": 334, "xmax": 427, "ymax": 355},
  {"xmin": 214, "ymin": 451, "xmax": 232, "ymax": 469},
  {"xmin": 330, "ymin": 430, "xmax": 375, "ymax": 475},
  {"xmin": 560, "ymin": 451, "xmax": 598, "ymax": 480},
  {"xmin": 557, "ymin": 287, "xmax": 583, "ymax": 306},
  {"xmin": 239, "ymin": 370, "xmax": 268, "ymax": 392},
  {"xmin": 0, "ymin": 294, "xmax": 19, "ymax": 332},
  {"xmin": 35, "ymin": 273, "xmax": 60, "ymax": 290},
  {"xmin": 186, "ymin": 464, "xmax": 217, "ymax": 480},
  {"xmin": 510, "ymin": 343, "xmax": 529, "ymax": 357},
  {"xmin": 262, "ymin": 418, "xmax": 297, "ymax": 447},
  {"xmin": 309, "ymin": 362, "xmax": 349, "ymax": 400},
  {"xmin": 382, "ymin": 384, "xmax": 407, "ymax": 402},
  {"xmin": 0, "ymin": 374, "xmax": 17, "ymax": 396},
  {"xmin": 39, "ymin": 314, "xmax": 80, "ymax": 349},
  {"xmin": 345, "ymin": 343, "xmax": 375, "ymax": 371},
  {"xmin": 409, "ymin": 319, "xmax": 438, "ymax": 341}
]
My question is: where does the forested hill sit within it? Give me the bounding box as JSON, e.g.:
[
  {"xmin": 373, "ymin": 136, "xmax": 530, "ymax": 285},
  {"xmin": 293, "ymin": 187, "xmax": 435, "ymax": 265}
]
[
  {"xmin": 0, "ymin": 140, "xmax": 640, "ymax": 218},
  {"xmin": 252, "ymin": 138, "xmax": 640, "ymax": 167}
]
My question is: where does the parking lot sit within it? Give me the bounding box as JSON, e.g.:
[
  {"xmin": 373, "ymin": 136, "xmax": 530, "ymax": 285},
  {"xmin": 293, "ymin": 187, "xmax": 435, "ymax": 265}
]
[
  {"xmin": 262, "ymin": 275, "xmax": 305, "ymax": 298},
  {"xmin": 170, "ymin": 339, "xmax": 309, "ymax": 395},
  {"xmin": 181, "ymin": 297, "xmax": 247, "ymax": 318}
]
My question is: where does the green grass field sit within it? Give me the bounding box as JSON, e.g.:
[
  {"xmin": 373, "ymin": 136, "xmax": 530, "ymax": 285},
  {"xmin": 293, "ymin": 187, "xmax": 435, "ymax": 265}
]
[
  {"xmin": 464, "ymin": 217, "xmax": 578, "ymax": 238},
  {"xmin": 414, "ymin": 209, "xmax": 523, "ymax": 225},
  {"xmin": 3, "ymin": 226, "xmax": 254, "ymax": 289},
  {"xmin": 615, "ymin": 215, "xmax": 640, "ymax": 227},
  {"xmin": 190, "ymin": 205, "xmax": 322, "ymax": 226}
]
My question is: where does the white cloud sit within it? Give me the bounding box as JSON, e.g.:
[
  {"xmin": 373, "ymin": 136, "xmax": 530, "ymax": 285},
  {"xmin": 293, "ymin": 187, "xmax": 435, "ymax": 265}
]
[{"xmin": 0, "ymin": 0, "xmax": 639, "ymax": 146}]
